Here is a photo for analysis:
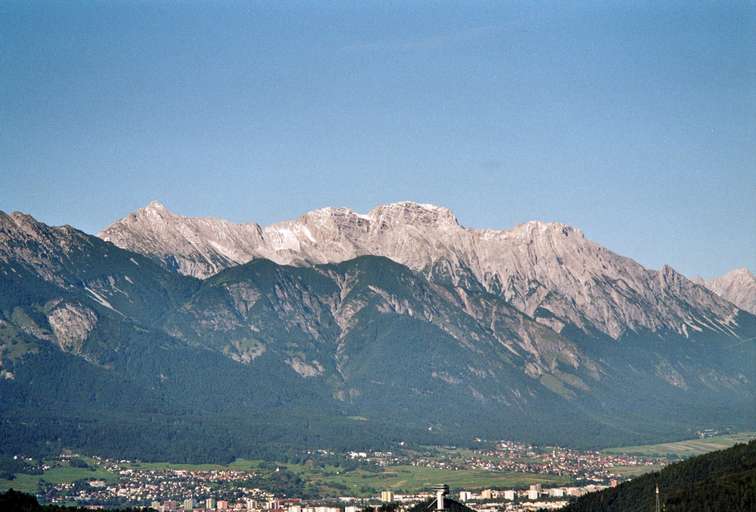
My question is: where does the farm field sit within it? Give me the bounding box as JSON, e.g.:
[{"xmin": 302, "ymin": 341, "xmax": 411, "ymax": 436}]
[
  {"xmin": 284, "ymin": 464, "xmax": 571, "ymax": 496},
  {"xmin": 137, "ymin": 459, "xmax": 572, "ymax": 496},
  {"xmin": 0, "ymin": 465, "xmax": 115, "ymax": 494},
  {"xmin": 608, "ymin": 464, "xmax": 666, "ymax": 478},
  {"xmin": 602, "ymin": 432, "xmax": 756, "ymax": 458},
  {"xmin": 1, "ymin": 456, "xmax": 571, "ymax": 498}
]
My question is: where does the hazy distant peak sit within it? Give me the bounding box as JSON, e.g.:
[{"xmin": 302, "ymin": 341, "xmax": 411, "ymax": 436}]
[
  {"xmin": 703, "ymin": 267, "xmax": 756, "ymax": 314},
  {"xmin": 722, "ymin": 267, "xmax": 754, "ymax": 280}
]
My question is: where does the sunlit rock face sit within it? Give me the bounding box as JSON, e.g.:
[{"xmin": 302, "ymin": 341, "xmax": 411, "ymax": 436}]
[
  {"xmin": 101, "ymin": 201, "xmax": 741, "ymax": 340},
  {"xmin": 47, "ymin": 302, "xmax": 97, "ymax": 354}
]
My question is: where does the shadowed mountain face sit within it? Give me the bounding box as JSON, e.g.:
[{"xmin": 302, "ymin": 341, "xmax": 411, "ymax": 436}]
[{"xmin": 1, "ymin": 209, "xmax": 755, "ymax": 462}]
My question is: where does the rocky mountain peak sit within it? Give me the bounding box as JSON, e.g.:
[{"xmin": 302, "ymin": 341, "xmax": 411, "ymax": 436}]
[
  {"xmin": 99, "ymin": 202, "xmax": 266, "ymax": 278},
  {"xmin": 296, "ymin": 207, "xmax": 367, "ymax": 228},
  {"xmin": 97, "ymin": 201, "xmax": 746, "ymax": 340},
  {"xmin": 142, "ymin": 200, "xmax": 172, "ymax": 215},
  {"xmin": 656, "ymin": 264, "xmax": 692, "ymax": 292},
  {"xmin": 505, "ymin": 220, "xmax": 584, "ymax": 242},
  {"xmin": 367, "ymin": 201, "xmax": 461, "ymax": 229},
  {"xmin": 1, "ymin": 210, "xmax": 78, "ymax": 244},
  {"xmin": 146, "ymin": 199, "xmax": 168, "ymax": 210},
  {"xmin": 3, "ymin": 210, "xmax": 42, "ymax": 231}
]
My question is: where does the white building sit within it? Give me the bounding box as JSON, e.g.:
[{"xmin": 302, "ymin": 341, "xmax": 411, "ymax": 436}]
[
  {"xmin": 458, "ymin": 491, "xmax": 473, "ymax": 502},
  {"xmin": 503, "ymin": 490, "xmax": 515, "ymax": 501}
]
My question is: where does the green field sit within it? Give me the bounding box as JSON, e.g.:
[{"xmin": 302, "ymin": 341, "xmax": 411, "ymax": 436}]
[
  {"xmin": 134, "ymin": 457, "xmax": 572, "ymax": 495},
  {"xmin": 0, "ymin": 473, "xmax": 42, "ymax": 494},
  {"xmin": 2, "ymin": 457, "xmax": 570, "ymax": 498},
  {"xmin": 0, "ymin": 465, "xmax": 116, "ymax": 494},
  {"xmin": 609, "ymin": 464, "xmax": 666, "ymax": 478},
  {"xmin": 133, "ymin": 461, "xmax": 227, "ymax": 471},
  {"xmin": 176, "ymin": 459, "xmax": 570, "ymax": 495},
  {"xmin": 286, "ymin": 463, "xmax": 570, "ymax": 496},
  {"xmin": 602, "ymin": 432, "xmax": 756, "ymax": 458}
]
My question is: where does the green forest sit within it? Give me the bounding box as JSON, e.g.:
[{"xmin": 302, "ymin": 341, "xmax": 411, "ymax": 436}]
[{"xmin": 555, "ymin": 440, "xmax": 756, "ymax": 512}]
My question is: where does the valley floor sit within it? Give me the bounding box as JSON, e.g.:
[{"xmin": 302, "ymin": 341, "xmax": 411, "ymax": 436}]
[
  {"xmin": 601, "ymin": 431, "xmax": 756, "ymax": 458},
  {"xmin": 6, "ymin": 433, "xmax": 739, "ymax": 506}
]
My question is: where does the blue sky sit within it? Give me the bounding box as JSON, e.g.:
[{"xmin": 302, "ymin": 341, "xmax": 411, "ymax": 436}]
[{"xmin": 1, "ymin": 1, "xmax": 754, "ymax": 278}]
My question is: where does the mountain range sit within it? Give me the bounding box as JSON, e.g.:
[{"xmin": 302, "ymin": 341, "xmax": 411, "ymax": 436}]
[{"xmin": 1, "ymin": 202, "xmax": 754, "ymax": 463}]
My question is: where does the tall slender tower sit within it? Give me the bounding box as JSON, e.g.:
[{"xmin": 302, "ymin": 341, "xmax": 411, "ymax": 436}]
[
  {"xmin": 655, "ymin": 483, "xmax": 661, "ymax": 512},
  {"xmin": 433, "ymin": 484, "xmax": 449, "ymax": 511}
]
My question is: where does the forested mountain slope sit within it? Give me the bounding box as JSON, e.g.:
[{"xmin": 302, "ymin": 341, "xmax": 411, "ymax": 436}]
[
  {"xmin": 1, "ymin": 210, "xmax": 754, "ymax": 462},
  {"xmin": 556, "ymin": 440, "xmax": 756, "ymax": 512}
]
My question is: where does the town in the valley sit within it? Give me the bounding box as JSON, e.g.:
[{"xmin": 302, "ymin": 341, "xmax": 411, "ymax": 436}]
[{"xmin": 5, "ymin": 440, "xmax": 666, "ymax": 512}]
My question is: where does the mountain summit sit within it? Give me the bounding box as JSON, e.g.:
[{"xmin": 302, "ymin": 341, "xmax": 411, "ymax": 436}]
[{"xmin": 100, "ymin": 201, "xmax": 742, "ymax": 341}]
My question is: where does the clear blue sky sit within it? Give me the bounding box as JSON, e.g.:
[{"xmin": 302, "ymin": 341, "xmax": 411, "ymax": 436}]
[{"xmin": 1, "ymin": 1, "xmax": 754, "ymax": 278}]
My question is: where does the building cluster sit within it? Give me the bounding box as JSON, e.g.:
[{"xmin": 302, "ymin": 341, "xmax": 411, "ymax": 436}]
[
  {"xmin": 145, "ymin": 483, "xmax": 614, "ymax": 512},
  {"xmin": 31, "ymin": 441, "xmax": 664, "ymax": 510},
  {"xmin": 346, "ymin": 451, "xmax": 405, "ymax": 467},
  {"xmin": 42, "ymin": 464, "xmax": 272, "ymax": 508},
  {"xmin": 410, "ymin": 441, "xmax": 660, "ymax": 482},
  {"xmin": 42, "ymin": 476, "xmax": 616, "ymax": 512},
  {"xmin": 455, "ymin": 483, "xmax": 611, "ymax": 511}
]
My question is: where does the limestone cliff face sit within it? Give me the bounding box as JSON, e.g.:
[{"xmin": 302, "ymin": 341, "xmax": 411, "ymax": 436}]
[
  {"xmin": 100, "ymin": 201, "xmax": 742, "ymax": 340},
  {"xmin": 47, "ymin": 302, "xmax": 97, "ymax": 354}
]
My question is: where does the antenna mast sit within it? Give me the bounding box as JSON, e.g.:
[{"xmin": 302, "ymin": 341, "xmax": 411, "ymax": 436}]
[{"xmin": 655, "ymin": 483, "xmax": 661, "ymax": 512}]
